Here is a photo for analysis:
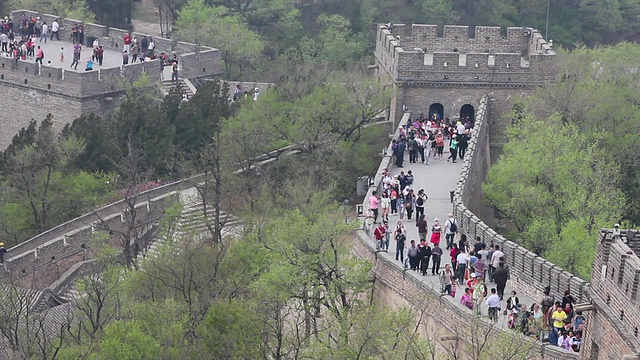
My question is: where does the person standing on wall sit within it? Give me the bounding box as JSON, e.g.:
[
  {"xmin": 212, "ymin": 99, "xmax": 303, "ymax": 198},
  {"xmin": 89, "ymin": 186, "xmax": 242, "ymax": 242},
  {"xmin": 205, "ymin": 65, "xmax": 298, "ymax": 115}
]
[
  {"xmin": 50, "ymin": 19, "xmax": 59, "ymax": 41},
  {"xmin": 458, "ymin": 130, "xmax": 469, "ymax": 159},
  {"xmin": 493, "ymin": 262, "xmax": 509, "ymax": 300},
  {"xmin": 122, "ymin": 50, "xmax": 129, "ymax": 65},
  {"xmin": 489, "ymin": 244, "xmax": 504, "ymax": 278},
  {"xmin": 447, "ymin": 134, "xmax": 458, "ymax": 163},
  {"xmin": 0, "ymin": 31, "xmax": 7, "ymax": 53},
  {"xmin": 486, "ymin": 288, "xmax": 501, "ymax": 322},
  {"xmin": 395, "ymin": 229, "xmax": 406, "ymax": 263},
  {"xmin": 368, "ymin": 190, "xmax": 379, "ymax": 224},
  {"xmin": 96, "ymin": 46, "xmax": 104, "ymax": 66},
  {"xmin": 407, "ymin": 240, "xmax": 419, "ymax": 271},
  {"xmin": 444, "ymin": 213, "xmax": 458, "ymax": 250},
  {"xmin": 415, "ymin": 189, "xmax": 427, "ymax": 223},
  {"xmin": 431, "ymin": 243, "xmax": 443, "ymax": 275},
  {"xmin": 35, "ymin": 45, "xmax": 44, "ymax": 64},
  {"xmin": 123, "ymin": 32, "xmax": 131, "ymax": 53},
  {"xmin": 395, "ymin": 137, "xmax": 406, "ymax": 167},
  {"xmin": 70, "ymin": 43, "xmax": 81, "ymax": 70},
  {"xmin": 0, "ymin": 242, "xmax": 6, "ymax": 263},
  {"xmin": 171, "ymin": 58, "xmax": 179, "ymax": 84},
  {"xmin": 456, "ymin": 248, "xmax": 468, "ymax": 285},
  {"xmin": 39, "ymin": 22, "xmax": 48, "ymax": 43}
]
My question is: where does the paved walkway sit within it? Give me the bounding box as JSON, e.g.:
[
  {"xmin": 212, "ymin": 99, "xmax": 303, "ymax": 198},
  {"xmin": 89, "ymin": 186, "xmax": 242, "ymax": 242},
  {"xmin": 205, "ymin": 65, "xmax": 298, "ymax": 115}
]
[
  {"xmin": 11, "ymin": 38, "xmax": 127, "ymax": 72},
  {"xmin": 378, "ymin": 150, "xmax": 537, "ymax": 329}
]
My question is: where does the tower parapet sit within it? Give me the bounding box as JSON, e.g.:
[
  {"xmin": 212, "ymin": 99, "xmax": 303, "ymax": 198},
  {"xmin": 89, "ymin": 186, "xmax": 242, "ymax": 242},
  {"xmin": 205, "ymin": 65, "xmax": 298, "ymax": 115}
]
[{"xmin": 375, "ymin": 24, "xmax": 556, "ymax": 85}]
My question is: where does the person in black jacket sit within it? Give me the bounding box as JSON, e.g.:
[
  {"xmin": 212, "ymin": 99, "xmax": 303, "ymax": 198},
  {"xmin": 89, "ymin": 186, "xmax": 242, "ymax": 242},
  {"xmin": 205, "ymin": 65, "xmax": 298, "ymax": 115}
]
[
  {"xmin": 493, "ymin": 262, "xmax": 509, "ymax": 300},
  {"xmin": 458, "ymin": 132, "xmax": 469, "ymax": 159},
  {"xmin": 419, "ymin": 240, "xmax": 432, "ymax": 276}
]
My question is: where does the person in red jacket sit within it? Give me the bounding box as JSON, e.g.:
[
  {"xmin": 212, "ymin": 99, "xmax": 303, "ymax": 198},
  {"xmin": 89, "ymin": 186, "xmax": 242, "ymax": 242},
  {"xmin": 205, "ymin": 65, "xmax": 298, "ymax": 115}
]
[
  {"xmin": 123, "ymin": 33, "xmax": 131, "ymax": 53},
  {"xmin": 373, "ymin": 222, "xmax": 386, "ymax": 251}
]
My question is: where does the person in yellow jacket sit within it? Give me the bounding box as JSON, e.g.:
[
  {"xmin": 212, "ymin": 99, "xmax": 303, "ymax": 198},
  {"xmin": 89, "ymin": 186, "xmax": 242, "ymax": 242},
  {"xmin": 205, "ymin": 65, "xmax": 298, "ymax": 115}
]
[{"xmin": 551, "ymin": 304, "xmax": 567, "ymax": 332}]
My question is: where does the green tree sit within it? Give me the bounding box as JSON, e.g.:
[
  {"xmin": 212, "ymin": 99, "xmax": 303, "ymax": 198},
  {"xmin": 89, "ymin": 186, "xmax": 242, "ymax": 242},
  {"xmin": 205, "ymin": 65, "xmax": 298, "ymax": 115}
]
[
  {"xmin": 419, "ymin": 0, "xmax": 459, "ymax": 24},
  {"xmin": 175, "ymin": 0, "xmax": 265, "ymax": 79},
  {"xmin": 529, "ymin": 43, "xmax": 640, "ymax": 225},
  {"xmin": 0, "ymin": 116, "xmax": 114, "ymax": 243},
  {"xmin": 98, "ymin": 320, "xmax": 162, "ymax": 359},
  {"xmin": 483, "ymin": 116, "xmax": 625, "ymax": 278},
  {"xmin": 9, "ymin": 0, "xmax": 96, "ymax": 22}
]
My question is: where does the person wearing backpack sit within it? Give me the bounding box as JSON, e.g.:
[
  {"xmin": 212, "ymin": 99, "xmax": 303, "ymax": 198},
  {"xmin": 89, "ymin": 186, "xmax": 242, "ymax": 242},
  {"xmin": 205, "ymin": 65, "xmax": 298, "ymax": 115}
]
[
  {"xmin": 415, "ymin": 189, "xmax": 427, "ymax": 223},
  {"xmin": 444, "ymin": 213, "xmax": 458, "ymax": 250}
]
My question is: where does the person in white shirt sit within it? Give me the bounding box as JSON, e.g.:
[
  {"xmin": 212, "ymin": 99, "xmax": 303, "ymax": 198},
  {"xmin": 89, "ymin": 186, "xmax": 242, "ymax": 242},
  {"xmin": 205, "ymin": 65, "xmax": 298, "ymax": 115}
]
[
  {"xmin": 444, "ymin": 213, "xmax": 457, "ymax": 249},
  {"xmin": 456, "ymin": 121, "xmax": 466, "ymax": 135},
  {"xmin": 40, "ymin": 23, "xmax": 48, "ymax": 43},
  {"xmin": 50, "ymin": 20, "xmax": 59, "ymax": 41},
  {"xmin": 456, "ymin": 250, "xmax": 468, "ymax": 284},
  {"xmin": 423, "ymin": 134, "xmax": 432, "ymax": 165},
  {"xmin": 485, "ymin": 288, "xmax": 501, "ymax": 321},
  {"xmin": 490, "ymin": 244, "xmax": 505, "ymax": 269}
]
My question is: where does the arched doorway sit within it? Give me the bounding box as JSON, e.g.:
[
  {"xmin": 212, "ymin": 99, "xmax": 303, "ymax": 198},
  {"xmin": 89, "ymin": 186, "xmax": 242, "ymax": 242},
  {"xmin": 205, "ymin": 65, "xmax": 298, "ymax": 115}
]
[
  {"xmin": 460, "ymin": 104, "xmax": 475, "ymax": 124},
  {"xmin": 428, "ymin": 103, "xmax": 444, "ymax": 122}
]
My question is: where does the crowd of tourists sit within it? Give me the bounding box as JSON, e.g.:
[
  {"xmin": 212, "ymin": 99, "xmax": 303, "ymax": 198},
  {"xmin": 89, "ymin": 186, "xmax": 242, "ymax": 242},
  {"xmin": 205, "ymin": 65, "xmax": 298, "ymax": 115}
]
[
  {"xmin": 0, "ymin": 13, "xmax": 179, "ymax": 79},
  {"xmin": 390, "ymin": 113, "xmax": 472, "ymax": 167},
  {"xmin": 365, "ymin": 113, "xmax": 584, "ymax": 353}
]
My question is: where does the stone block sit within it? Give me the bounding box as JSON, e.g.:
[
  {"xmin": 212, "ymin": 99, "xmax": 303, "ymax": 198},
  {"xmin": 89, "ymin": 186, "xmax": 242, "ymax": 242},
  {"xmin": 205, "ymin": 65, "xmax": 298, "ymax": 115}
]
[
  {"xmin": 107, "ymin": 27, "xmax": 129, "ymax": 51},
  {"xmin": 443, "ymin": 25, "xmax": 469, "ymax": 41},
  {"xmin": 85, "ymin": 23, "xmax": 107, "ymax": 38},
  {"xmin": 39, "ymin": 14, "xmax": 59, "ymax": 31},
  {"xmin": 65, "ymin": 227, "xmax": 92, "ymax": 247},
  {"xmin": 36, "ymin": 238, "xmax": 65, "ymax": 261},
  {"xmin": 122, "ymin": 61, "xmax": 144, "ymax": 80}
]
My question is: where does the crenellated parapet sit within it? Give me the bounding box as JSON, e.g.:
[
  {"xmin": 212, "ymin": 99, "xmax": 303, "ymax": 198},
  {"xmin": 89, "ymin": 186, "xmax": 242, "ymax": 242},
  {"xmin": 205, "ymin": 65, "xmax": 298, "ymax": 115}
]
[{"xmin": 375, "ymin": 23, "xmax": 556, "ymax": 85}]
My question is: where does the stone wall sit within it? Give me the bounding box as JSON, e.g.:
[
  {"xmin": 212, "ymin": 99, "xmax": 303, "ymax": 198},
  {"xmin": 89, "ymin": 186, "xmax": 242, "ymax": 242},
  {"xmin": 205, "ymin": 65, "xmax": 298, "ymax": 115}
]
[
  {"xmin": 0, "ymin": 10, "xmax": 223, "ymax": 149},
  {"xmin": 582, "ymin": 230, "xmax": 640, "ymax": 359},
  {"xmin": 450, "ymin": 97, "xmax": 589, "ymax": 303},
  {"xmin": 0, "ymin": 172, "xmax": 213, "ymax": 287}
]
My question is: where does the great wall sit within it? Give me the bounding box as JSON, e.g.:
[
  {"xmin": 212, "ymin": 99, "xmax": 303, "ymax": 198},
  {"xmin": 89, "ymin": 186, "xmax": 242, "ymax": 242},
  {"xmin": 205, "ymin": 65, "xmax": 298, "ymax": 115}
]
[
  {"xmin": 1, "ymin": 16, "xmax": 639, "ymax": 358},
  {"xmin": 0, "ymin": 9, "xmax": 221, "ymax": 149}
]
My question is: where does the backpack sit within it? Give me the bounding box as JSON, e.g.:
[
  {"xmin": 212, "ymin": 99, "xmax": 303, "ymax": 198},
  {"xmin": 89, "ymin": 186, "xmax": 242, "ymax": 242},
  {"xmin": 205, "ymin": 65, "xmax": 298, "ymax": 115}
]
[
  {"xmin": 449, "ymin": 219, "xmax": 458, "ymax": 233},
  {"xmin": 417, "ymin": 197, "xmax": 424, "ymax": 206},
  {"xmin": 541, "ymin": 295, "xmax": 554, "ymax": 309}
]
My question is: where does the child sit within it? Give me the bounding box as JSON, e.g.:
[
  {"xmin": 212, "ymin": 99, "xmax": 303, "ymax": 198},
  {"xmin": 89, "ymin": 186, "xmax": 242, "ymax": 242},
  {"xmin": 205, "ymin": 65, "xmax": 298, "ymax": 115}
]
[
  {"xmin": 460, "ymin": 287, "xmax": 473, "ymax": 310},
  {"xmin": 59, "ymin": 46, "xmax": 64, "ymax": 62}
]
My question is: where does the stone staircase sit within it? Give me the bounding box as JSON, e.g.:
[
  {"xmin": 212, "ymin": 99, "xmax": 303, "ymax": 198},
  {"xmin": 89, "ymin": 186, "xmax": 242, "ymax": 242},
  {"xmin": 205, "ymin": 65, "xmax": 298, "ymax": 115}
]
[
  {"xmin": 161, "ymin": 78, "xmax": 196, "ymax": 100},
  {"xmin": 58, "ymin": 188, "xmax": 243, "ymax": 301}
]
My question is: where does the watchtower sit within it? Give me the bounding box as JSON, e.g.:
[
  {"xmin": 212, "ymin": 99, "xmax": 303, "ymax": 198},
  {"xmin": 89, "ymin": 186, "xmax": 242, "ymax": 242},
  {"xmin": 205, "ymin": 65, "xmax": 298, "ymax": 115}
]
[
  {"xmin": 373, "ymin": 23, "xmax": 556, "ymax": 127},
  {"xmin": 583, "ymin": 229, "xmax": 640, "ymax": 359}
]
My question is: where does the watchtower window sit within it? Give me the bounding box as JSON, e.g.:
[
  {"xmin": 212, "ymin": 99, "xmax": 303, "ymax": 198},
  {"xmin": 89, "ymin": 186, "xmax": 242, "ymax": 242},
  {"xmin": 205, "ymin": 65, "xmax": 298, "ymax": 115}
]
[
  {"xmin": 423, "ymin": 53, "xmax": 433, "ymax": 66},
  {"xmin": 488, "ymin": 55, "xmax": 495, "ymax": 67},
  {"xmin": 458, "ymin": 53, "xmax": 467, "ymax": 66}
]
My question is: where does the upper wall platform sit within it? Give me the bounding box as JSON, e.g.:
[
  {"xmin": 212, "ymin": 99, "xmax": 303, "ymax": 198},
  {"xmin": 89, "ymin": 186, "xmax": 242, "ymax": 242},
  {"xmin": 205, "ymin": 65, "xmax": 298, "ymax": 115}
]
[
  {"xmin": 2, "ymin": 10, "xmax": 222, "ymax": 98},
  {"xmin": 375, "ymin": 23, "xmax": 556, "ymax": 85}
]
